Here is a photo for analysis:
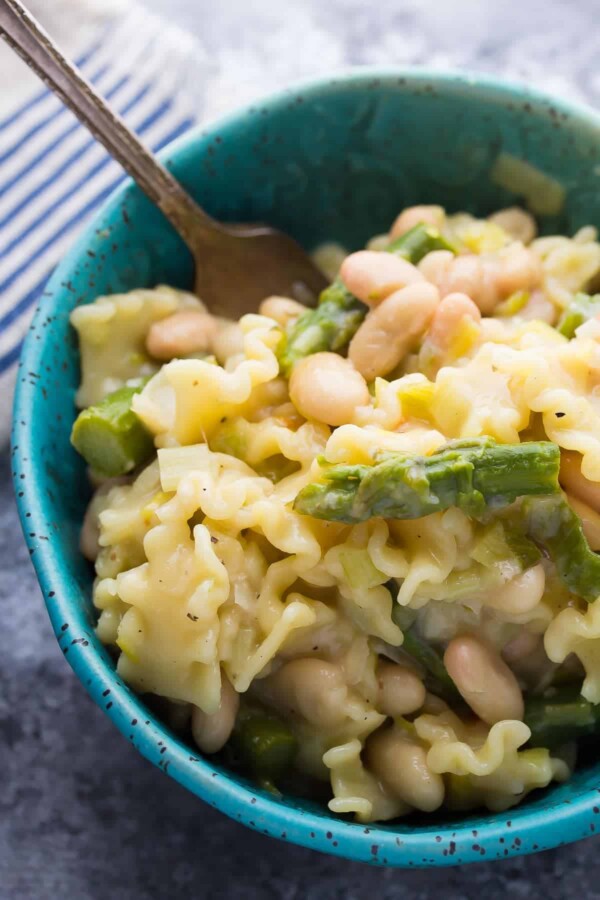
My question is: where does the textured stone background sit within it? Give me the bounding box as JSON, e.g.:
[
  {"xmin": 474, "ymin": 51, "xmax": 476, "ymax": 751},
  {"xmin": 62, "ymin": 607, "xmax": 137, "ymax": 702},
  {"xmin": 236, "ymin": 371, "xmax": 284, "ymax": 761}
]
[{"xmin": 4, "ymin": 0, "xmax": 600, "ymax": 896}]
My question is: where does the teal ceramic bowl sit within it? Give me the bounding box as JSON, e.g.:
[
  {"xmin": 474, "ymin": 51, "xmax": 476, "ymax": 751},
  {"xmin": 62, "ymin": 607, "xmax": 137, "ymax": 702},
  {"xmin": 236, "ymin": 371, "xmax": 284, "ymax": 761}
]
[{"xmin": 13, "ymin": 69, "xmax": 600, "ymax": 866}]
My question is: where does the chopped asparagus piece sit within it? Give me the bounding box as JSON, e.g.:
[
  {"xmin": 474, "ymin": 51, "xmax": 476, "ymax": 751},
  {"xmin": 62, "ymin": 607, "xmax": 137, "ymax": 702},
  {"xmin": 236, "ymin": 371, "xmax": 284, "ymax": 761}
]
[
  {"xmin": 471, "ymin": 518, "xmax": 542, "ymax": 573},
  {"xmin": 524, "ymin": 495, "xmax": 600, "ymax": 603},
  {"xmin": 278, "ymin": 223, "xmax": 457, "ymax": 375},
  {"xmin": 232, "ymin": 710, "xmax": 297, "ymax": 779},
  {"xmin": 391, "ymin": 602, "xmax": 462, "ymax": 704},
  {"xmin": 556, "ymin": 292, "xmax": 600, "ymax": 339},
  {"xmin": 71, "ymin": 382, "xmax": 153, "ymax": 477},
  {"xmin": 524, "ymin": 684, "xmax": 600, "ymax": 748},
  {"xmin": 387, "ymin": 222, "xmax": 457, "ymax": 263},
  {"xmin": 493, "ymin": 290, "xmax": 530, "ymax": 318},
  {"xmin": 294, "ymin": 438, "xmax": 560, "ymax": 524},
  {"xmin": 278, "ymin": 280, "xmax": 366, "ymax": 376}
]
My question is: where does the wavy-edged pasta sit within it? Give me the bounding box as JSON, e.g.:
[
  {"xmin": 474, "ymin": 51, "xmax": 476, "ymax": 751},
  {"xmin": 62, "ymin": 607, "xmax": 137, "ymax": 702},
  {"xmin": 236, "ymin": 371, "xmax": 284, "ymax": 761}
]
[
  {"xmin": 545, "ymin": 601, "xmax": 600, "ymax": 703},
  {"xmin": 132, "ymin": 315, "xmax": 281, "ymax": 445},
  {"xmin": 72, "ymin": 285, "xmax": 204, "ymax": 407},
  {"xmin": 415, "ymin": 710, "xmax": 570, "ymax": 811}
]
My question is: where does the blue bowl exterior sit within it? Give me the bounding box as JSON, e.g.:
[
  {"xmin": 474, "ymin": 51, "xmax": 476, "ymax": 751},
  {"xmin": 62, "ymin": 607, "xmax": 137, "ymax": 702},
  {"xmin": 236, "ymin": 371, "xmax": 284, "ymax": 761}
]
[{"xmin": 12, "ymin": 69, "xmax": 600, "ymax": 866}]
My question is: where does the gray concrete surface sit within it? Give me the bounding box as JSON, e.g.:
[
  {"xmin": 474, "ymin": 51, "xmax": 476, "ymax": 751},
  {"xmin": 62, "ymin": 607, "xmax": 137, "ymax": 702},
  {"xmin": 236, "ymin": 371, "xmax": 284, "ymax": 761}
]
[{"xmin": 4, "ymin": 0, "xmax": 600, "ymax": 896}]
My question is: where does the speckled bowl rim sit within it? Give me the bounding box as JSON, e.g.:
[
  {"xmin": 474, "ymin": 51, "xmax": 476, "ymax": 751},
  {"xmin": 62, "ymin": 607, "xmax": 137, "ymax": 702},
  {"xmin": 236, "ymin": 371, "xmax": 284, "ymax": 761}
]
[{"xmin": 12, "ymin": 67, "xmax": 600, "ymax": 867}]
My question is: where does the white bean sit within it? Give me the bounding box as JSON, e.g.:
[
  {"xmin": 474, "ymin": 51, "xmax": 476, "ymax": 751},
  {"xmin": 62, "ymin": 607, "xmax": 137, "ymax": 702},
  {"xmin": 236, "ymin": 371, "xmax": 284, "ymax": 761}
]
[
  {"xmin": 146, "ymin": 310, "xmax": 217, "ymax": 361},
  {"xmin": 377, "ymin": 662, "xmax": 426, "ymax": 717},
  {"xmin": 422, "ymin": 692, "xmax": 450, "ymax": 715},
  {"xmin": 191, "ymin": 676, "xmax": 239, "ymax": 754},
  {"xmin": 501, "ymin": 633, "xmax": 556, "ymax": 692},
  {"xmin": 348, "ymin": 282, "xmax": 439, "ymax": 379},
  {"xmin": 427, "ymin": 292, "xmax": 481, "ymax": 351},
  {"xmin": 484, "ymin": 564, "xmax": 546, "ymax": 615},
  {"xmin": 289, "ymin": 352, "xmax": 370, "ymax": 426},
  {"xmin": 488, "ymin": 207, "xmax": 537, "ymax": 245},
  {"xmin": 418, "ymin": 249, "xmax": 455, "ymax": 287},
  {"xmin": 340, "ymin": 250, "xmax": 425, "ymax": 306},
  {"xmin": 262, "ymin": 658, "xmax": 348, "ymax": 728},
  {"xmin": 441, "ymin": 255, "xmax": 499, "ymax": 314},
  {"xmin": 502, "ymin": 630, "xmax": 543, "ymax": 665},
  {"xmin": 444, "ymin": 634, "xmax": 524, "ymax": 725},
  {"xmin": 493, "ymin": 242, "xmax": 542, "ymax": 300},
  {"xmin": 390, "ymin": 205, "xmax": 445, "ymax": 240},
  {"xmin": 560, "ymin": 450, "xmax": 600, "ymax": 512},
  {"xmin": 259, "ymin": 296, "xmax": 308, "ymax": 327},
  {"xmin": 419, "ymin": 244, "xmax": 541, "ymax": 315},
  {"xmin": 367, "ymin": 728, "xmax": 445, "ymax": 812}
]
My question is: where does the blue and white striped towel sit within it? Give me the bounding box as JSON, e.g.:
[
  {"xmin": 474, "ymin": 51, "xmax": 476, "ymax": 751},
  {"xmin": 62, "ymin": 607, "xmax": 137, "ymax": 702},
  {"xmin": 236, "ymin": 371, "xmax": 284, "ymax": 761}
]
[{"xmin": 0, "ymin": 1, "xmax": 202, "ymax": 442}]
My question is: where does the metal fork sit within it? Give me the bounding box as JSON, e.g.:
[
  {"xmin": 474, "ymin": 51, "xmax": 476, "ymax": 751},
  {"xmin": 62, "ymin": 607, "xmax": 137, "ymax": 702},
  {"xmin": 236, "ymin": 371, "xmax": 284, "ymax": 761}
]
[{"xmin": 0, "ymin": 0, "xmax": 327, "ymax": 315}]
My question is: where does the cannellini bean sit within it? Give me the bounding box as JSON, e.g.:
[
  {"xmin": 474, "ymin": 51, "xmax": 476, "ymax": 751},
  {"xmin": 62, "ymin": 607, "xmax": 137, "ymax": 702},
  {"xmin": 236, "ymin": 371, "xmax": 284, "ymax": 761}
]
[
  {"xmin": 427, "ymin": 292, "xmax": 481, "ymax": 351},
  {"xmin": 289, "ymin": 352, "xmax": 370, "ymax": 426},
  {"xmin": 418, "ymin": 249, "xmax": 455, "ymax": 286},
  {"xmin": 422, "ymin": 692, "xmax": 450, "ymax": 715},
  {"xmin": 444, "ymin": 634, "xmax": 524, "ymax": 725},
  {"xmin": 439, "ymin": 254, "xmax": 500, "ymax": 315},
  {"xmin": 213, "ymin": 320, "xmax": 245, "ymax": 364},
  {"xmin": 348, "ymin": 282, "xmax": 439, "ymax": 380},
  {"xmin": 390, "ymin": 205, "xmax": 445, "ymax": 240},
  {"xmin": 191, "ymin": 676, "xmax": 239, "ymax": 754},
  {"xmin": 259, "ymin": 296, "xmax": 308, "ymax": 327},
  {"xmin": 484, "ymin": 564, "xmax": 546, "ymax": 615},
  {"xmin": 501, "ymin": 633, "xmax": 556, "ymax": 692},
  {"xmin": 567, "ymin": 494, "xmax": 600, "ymax": 550},
  {"xmin": 502, "ymin": 630, "xmax": 543, "ymax": 665},
  {"xmin": 146, "ymin": 310, "xmax": 217, "ymax": 361},
  {"xmin": 560, "ymin": 450, "xmax": 600, "ymax": 512},
  {"xmin": 419, "ymin": 244, "xmax": 541, "ymax": 315},
  {"xmin": 493, "ymin": 243, "xmax": 543, "ymax": 299},
  {"xmin": 367, "ymin": 728, "xmax": 445, "ymax": 812},
  {"xmin": 488, "ymin": 207, "xmax": 537, "ymax": 245},
  {"xmin": 262, "ymin": 658, "xmax": 348, "ymax": 728},
  {"xmin": 340, "ymin": 250, "xmax": 424, "ymax": 306},
  {"xmin": 377, "ymin": 662, "xmax": 426, "ymax": 716}
]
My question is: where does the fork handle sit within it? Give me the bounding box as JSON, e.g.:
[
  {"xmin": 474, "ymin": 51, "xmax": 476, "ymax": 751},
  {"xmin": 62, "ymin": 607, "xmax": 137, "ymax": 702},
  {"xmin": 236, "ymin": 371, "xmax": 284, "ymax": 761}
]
[{"xmin": 0, "ymin": 0, "xmax": 220, "ymax": 246}]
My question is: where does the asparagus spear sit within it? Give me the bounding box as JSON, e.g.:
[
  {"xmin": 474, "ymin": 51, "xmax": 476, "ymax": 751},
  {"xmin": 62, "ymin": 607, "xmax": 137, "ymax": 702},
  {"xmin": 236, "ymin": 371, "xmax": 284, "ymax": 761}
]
[
  {"xmin": 524, "ymin": 684, "xmax": 600, "ymax": 748},
  {"xmin": 294, "ymin": 438, "xmax": 560, "ymax": 524},
  {"xmin": 278, "ymin": 223, "xmax": 456, "ymax": 375},
  {"xmin": 278, "ymin": 280, "xmax": 366, "ymax": 375},
  {"xmin": 71, "ymin": 382, "xmax": 154, "ymax": 477},
  {"xmin": 523, "ymin": 495, "xmax": 600, "ymax": 603},
  {"xmin": 231, "ymin": 710, "xmax": 297, "ymax": 779},
  {"xmin": 387, "ymin": 222, "xmax": 456, "ymax": 263},
  {"xmin": 556, "ymin": 292, "xmax": 600, "ymax": 339}
]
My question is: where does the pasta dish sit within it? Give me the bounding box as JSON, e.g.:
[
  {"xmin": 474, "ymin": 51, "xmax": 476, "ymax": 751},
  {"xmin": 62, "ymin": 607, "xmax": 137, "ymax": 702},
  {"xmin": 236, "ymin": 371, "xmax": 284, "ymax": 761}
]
[{"xmin": 70, "ymin": 203, "xmax": 600, "ymax": 822}]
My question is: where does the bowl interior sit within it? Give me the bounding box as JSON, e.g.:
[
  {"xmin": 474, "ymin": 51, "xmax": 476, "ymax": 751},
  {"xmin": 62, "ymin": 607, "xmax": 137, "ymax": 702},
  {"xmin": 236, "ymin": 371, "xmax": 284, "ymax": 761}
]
[{"xmin": 13, "ymin": 70, "xmax": 600, "ymax": 867}]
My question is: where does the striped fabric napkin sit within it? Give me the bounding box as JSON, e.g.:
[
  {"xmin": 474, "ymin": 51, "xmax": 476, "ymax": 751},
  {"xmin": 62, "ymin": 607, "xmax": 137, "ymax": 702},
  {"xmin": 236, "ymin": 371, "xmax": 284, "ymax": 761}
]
[{"xmin": 0, "ymin": 0, "xmax": 201, "ymax": 442}]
